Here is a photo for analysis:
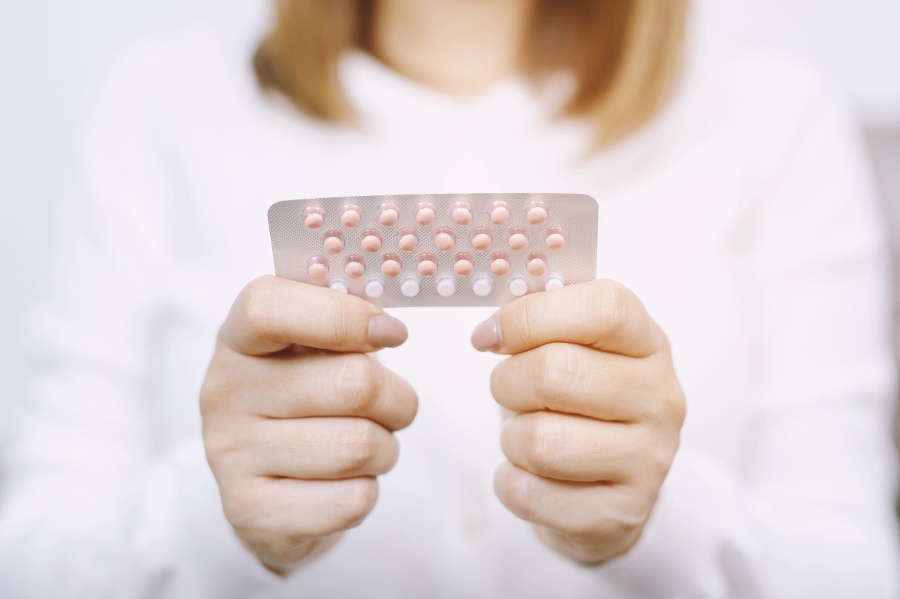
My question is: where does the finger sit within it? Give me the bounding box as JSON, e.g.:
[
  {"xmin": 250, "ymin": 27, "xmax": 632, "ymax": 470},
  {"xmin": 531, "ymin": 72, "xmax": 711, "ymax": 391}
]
[
  {"xmin": 493, "ymin": 462, "xmax": 648, "ymax": 544},
  {"xmin": 500, "ymin": 411, "xmax": 667, "ymax": 483},
  {"xmin": 220, "ymin": 275, "xmax": 408, "ymax": 355},
  {"xmin": 489, "ymin": 342, "xmax": 668, "ymax": 422},
  {"xmin": 471, "ymin": 279, "xmax": 666, "ymax": 356},
  {"xmin": 244, "ymin": 417, "xmax": 399, "ymax": 480},
  {"xmin": 208, "ymin": 350, "xmax": 418, "ymax": 431},
  {"xmin": 226, "ymin": 476, "xmax": 379, "ymax": 545}
]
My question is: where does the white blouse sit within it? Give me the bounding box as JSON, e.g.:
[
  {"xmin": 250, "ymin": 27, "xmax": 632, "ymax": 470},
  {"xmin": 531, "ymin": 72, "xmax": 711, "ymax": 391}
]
[{"xmin": 0, "ymin": 14, "xmax": 897, "ymax": 599}]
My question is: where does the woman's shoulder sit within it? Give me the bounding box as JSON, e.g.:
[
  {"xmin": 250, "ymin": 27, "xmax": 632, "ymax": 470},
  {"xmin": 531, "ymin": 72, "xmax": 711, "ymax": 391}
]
[{"xmin": 672, "ymin": 31, "xmax": 855, "ymax": 179}]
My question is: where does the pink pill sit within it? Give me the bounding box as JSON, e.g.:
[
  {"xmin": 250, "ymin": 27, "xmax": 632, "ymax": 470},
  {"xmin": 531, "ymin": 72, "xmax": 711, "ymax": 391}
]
[
  {"xmin": 508, "ymin": 230, "xmax": 529, "ymax": 251},
  {"xmin": 307, "ymin": 256, "xmax": 329, "ymax": 282},
  {"xmin": 490, "ymin": 256, "xmax": 511, "ymax": 276},
  {"xmin": 415, "ymin": 202, "xmax": 436, "ymax": 226},
  {"xmin": 323, "ymin": 232, "xmax": 344, "ymax": 254},
  {"xmin": 454, "ymin": 253, "xmax": 474, "ymax": 276},
  {"xmin": 418, "ymin": 259, "xmax": 437, "ymax": 277},
  {"xmin": 344, "ymin": 255, "xmax": 365, "ymax": 279},
  {"xmin": 361, "ymin": 230, "xmax": 382, "ymax": 253},
  {"xmin": 381, "ymin": 254, "xmax": 402, "ymax": 277},
  {"xmin": 527, "ymin": 207, "xmax": 548, "ymax": 225},
  {"xmin": 546, "ymin": 234, "xmax": 565, "ymax": 250},
  {"xmin": 434, "ymin": 228, "xmax": 455, "ymax": 251},
  {"xmin": 379, "ymin": 203, "xmax": 399, "ymax": 226},
  {"xmin": 470, "ymin": 228, "xmax": 492, "ymax": 251},
  {"xmin": 490, "ymin": 200, "xmax": 510, "ymax": 225},
  {"xmin": 527, "ymin": 257, "xmax": 547, "ymax": 276},
  {"xmin": 398, "ymin": 230, "xmax": 419, "ymax": 252},
  {"xmin": 340, "ymin": 204, "xmax": 361, "ymax": 228},
  {"xmin": 526, "ymin": 199, "xmax": 549, "ymax": 225},
  {"xmin": 304, "ymin": 212, "xmax": 324, "ymax": 229},
  {"xmin": 491, "ymin": 252, "xmax": 510, "ymax": 277},
  {"xmin": 452, "ymin": 207, "xmax": 472, "ymax": 225}
]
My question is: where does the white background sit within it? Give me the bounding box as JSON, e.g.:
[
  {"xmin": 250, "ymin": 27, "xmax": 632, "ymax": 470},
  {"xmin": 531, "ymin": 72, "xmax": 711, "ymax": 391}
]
[{"xmin": 1, "ymin": 0, "xmax": 899, "ymax": 437}]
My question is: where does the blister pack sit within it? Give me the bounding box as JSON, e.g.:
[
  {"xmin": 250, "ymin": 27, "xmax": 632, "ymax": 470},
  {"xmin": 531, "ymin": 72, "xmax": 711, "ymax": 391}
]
[{"xmin": 268, "ymin": 193, "xmax": 598, "ymax": 307}]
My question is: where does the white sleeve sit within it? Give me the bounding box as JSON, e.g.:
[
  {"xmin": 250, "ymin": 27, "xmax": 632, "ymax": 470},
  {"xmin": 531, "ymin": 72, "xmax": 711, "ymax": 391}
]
[
  {"xmin": 598, "ymin": 68, "xmax": 900, "ymax": 596},
  {"xmin": 0, "ymin": 49, "xmax": 282, "ymax": 597}
]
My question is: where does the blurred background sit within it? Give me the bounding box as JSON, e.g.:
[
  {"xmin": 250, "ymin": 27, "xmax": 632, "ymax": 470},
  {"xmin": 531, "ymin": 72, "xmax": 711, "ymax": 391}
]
[{"xmin": 1, "ymin": 0, "xmax": 899, "ymax": 445}]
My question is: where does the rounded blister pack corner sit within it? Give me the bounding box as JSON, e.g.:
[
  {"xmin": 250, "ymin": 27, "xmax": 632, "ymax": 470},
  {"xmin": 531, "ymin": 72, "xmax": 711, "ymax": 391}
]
[{"xmin": 268, "ymin": 193, "xmax": 599, "ymax": 308}]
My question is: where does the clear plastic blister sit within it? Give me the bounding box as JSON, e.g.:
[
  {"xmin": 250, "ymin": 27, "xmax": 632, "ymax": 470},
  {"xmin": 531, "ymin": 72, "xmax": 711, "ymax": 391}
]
[{"xmin": 268, "ymin": 193, "xmax": 598, "ymax": 307}]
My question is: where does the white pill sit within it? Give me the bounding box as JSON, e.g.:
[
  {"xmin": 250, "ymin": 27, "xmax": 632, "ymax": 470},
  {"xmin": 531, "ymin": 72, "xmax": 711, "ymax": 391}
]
[
  {"xmin": 472, "ymin": 277, "xmax": 492, "ymax": 297},
  {"xmin": 401, "ymin": 278, "xmax": 420, "ymax": 297},
  {"xmin": 329, "ymin": 280, "xmax": 349, "ymax": 294},
  {"xmin": 436, "ymin": 277, "xmax": 456, "ymax": 297},
  {"xmin": 365, "ymin": 279, "xmax": 384, "ymax": 298},
  {"xmin": 544, "ymin": 276, "xmax": 564, "ymax": 291},
  {"xmin": 508, "ymin": 276, "xmax": 528, "ymax": 297}
]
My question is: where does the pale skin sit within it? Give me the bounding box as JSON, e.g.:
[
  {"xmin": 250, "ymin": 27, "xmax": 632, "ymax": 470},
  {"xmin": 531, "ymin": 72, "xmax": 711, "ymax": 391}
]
[{"xmin": 201, "ymin": 0, "xmax": 686, "ymax": 575}]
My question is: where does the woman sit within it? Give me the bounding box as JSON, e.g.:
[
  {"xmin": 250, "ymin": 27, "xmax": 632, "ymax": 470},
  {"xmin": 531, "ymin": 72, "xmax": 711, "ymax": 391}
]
[{"xmin": 1, "ymin": 0, "xmax": 897, "ymax": 597}]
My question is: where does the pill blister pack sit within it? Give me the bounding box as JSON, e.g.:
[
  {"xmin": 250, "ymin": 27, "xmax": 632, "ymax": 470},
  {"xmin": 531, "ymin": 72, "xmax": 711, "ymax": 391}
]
[{"xmin": 268, "ymin": 193, "xmax": 598, "ymax": 307}]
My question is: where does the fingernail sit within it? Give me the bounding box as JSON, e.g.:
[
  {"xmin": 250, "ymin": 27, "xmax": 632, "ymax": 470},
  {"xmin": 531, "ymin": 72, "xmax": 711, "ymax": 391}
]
[
  {"xmin": 368, "ymin": 314, "xmax": 408, "ymax": 348},
  {"xmin": 471, "ymin": 318, "xmax": 501, "ymax": 352}
]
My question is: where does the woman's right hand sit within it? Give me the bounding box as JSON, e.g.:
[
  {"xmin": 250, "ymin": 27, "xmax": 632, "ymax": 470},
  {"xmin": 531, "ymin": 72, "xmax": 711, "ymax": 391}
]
[{"xmin": 200, "ymin": 275, "xmax": 417, "ymax": 575}]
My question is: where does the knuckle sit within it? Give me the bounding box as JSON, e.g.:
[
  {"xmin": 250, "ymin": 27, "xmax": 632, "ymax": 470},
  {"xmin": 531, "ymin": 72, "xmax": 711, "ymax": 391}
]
[
  {"xmin": 221, "ymin": 487, "xmax": 263, "ymax": 531},
  {"xmin": 500, "ymin": 465, "xmax": 542, "ymax": 522},
  {"xmin": 238, "ymin": 279, "xmax": 278, "ymax": 340},
  {"xmin": 265, "ymin": 534, "xmax": 311, "ymax": 562},
  {"xmin": 335, "ymin": 479, "xmax": 378, "ymax": 530},
  {"xmin": 594, "ymin": 280, "xmax": 632, "ymax": 339},
  {"xmin": 522, "ymin": 419, "xmax": 563, "ymax": 476},
  {"xmin": 202, "ymin": 430, "xmax": 241, "ymax": 469},
  {"xmin": 199, "ymin": 360, "xmax": 240, "ymax": 414},
  {"xmin": 531, "ymin": 344, "xmax": 583, "ymax": 409},
  {"xmin": 335, "ymin": 355, "xmax": 380, "ymax": 413},
  {"xmin": 336, "ymin": 420, "xmax": 380, "ymax": 475},
  {"xmin": 582, "ymin": 493, "xmax": 647, "ymax": 542}
]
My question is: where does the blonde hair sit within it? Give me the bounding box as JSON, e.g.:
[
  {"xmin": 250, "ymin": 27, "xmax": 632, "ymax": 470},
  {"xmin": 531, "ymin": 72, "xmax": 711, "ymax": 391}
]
[{"xmin": 254, "ymin": 0, "xmax": 688, "ymax": 146}]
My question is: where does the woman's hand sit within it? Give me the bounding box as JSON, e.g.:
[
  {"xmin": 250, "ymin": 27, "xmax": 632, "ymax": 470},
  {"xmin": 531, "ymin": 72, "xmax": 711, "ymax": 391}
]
[
  {"xmin": 471, "ymin": 280, "xmax": 685, "ymax": 565},
  {"xmin": 200, "ymin": 276, "xmax": 417, "ymax": 575}
]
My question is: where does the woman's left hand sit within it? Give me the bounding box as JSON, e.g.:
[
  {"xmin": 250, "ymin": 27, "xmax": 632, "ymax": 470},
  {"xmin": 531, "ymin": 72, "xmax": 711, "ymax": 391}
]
[{"xmin": 471, "ymin": 280, "xmax": 686, "ymax": 564}]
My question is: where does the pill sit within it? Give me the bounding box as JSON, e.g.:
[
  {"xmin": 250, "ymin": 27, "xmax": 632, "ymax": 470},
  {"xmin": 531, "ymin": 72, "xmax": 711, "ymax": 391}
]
[
  {"xmin": 329, "ymin": 280, "xmax": 349, "ymax": 294},
  {"xmin": 490, "ymin": 200, "xmax": 510, "ymax": 225},
  {"xmin": 544, "ymin": 276, "xmax": 564, "ymax": 291},
  {"xmin": 344, "ymin": 255, "xmax": 365, "ymax": 279},
  {"xmin": 544, "ymin": 227, "xmax": 566, "ymax": 250},
  {"xmin": 453, "ymin": 253, "xmax": 474, "ymax": 276},
  {"xmin": 379, "ymin": 203, "xmax": 399, "ymax": 226},
  {"xmin": 470, "ymin": 228, "xmax": 492, "ymax": 251},
  {"xmin": 436, "ymin": 277, "xmax": 456, "ymax": 297},
  {"xmin": 307, "ymin": 257, "xmax": 329, "ymax": 281},
  {"xmin": 508, "ymin": 276, "xmax": 528, "ymax": 297},
  {"xmin": 526, "ymin": 200, "xmax": 549, "ymax": 225},
  {"xmin": 365, "ymin": 279, "xmax": 384, "ymax": 298},
  {"xmin": 526, "ymin": 253, "xmax": 547, "ymax": 276},
  {"xmin": 398, "ymin": 230, "xmax": 419, "ymax": 251},
  {"xmin": 401, "ymin": 278, "xmax": 420, "ymax": 297},
  {"xmin": 472, "ymin": 277, "xmax": 492, "ymax": 297},
  {"xmin": 415, "ymin": 202, "xmax": 436, "ymax": 225},
  {"xmin": 451, "ymin": 201, "xmax": 473, "ymax": 225},
  {"xmin": 508, "ymin": 229, "xmax": 529, "ymax": 251},
  {"xmin": 361, "ymin": 231, "xmax": 382, "ymax": 253},
  {"xmin": 434, "ymin": 228, "xmax": 455, "ymax": 251},
  {"xmin": 303, "ymin": 206, "xmax": 325, "ymax": 229},
  {"xmin": 381, "ymin": 255, "xmax": 402, "ymax": 277},
  {"xmin": 323, "ymin": 232, "xmax": 344, "ymax": 254},
  {"xmin": 340, "ymin": 204, "xmax": 361, "ymax": 227},
  {"xmin": 417, "ymin": 253, "xmax": 438, "ymax": 276},
  {"xmin": 490, "ymin": 253, "xmax": 511, "ymax": 276}
]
